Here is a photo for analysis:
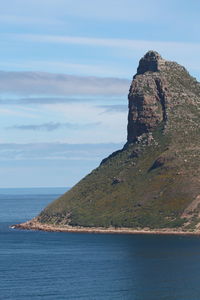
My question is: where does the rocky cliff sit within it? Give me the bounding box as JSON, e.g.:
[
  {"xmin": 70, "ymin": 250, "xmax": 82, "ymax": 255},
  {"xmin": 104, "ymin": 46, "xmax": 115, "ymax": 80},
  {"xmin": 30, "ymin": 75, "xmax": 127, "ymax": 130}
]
[
  {"xmin": 19, "ymin": 51, "xmax": 200, "ymax": 231},
  {"xmin": 127, "ymin": 51, "xmax": 168, "ymax": 143}
]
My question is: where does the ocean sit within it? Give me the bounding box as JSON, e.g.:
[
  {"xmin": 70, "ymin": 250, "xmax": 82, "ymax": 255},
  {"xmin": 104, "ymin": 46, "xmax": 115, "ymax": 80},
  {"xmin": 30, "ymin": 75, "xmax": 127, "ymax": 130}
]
[{"xmin": 1, "ymin": 187, "xmax": 200, "ymax": 300}]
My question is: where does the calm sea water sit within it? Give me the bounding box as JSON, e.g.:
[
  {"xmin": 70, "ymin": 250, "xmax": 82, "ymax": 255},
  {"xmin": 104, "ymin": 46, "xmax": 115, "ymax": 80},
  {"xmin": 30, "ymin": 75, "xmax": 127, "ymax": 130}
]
[{"xmin": 1, "ymin": 187, "xmax": 200, "ymax": 300}]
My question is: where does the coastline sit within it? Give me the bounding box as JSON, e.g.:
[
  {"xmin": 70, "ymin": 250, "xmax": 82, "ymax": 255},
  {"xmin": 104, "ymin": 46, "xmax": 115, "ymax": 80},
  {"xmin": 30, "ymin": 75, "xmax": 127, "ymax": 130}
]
[{"xmin": 11, "ymin": 219, "xmax": 200, "ymax": 236}]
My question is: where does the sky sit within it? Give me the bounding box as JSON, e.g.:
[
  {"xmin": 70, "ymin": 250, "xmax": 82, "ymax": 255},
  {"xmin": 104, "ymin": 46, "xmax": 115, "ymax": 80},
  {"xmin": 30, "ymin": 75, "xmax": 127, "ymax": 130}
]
[{"xmin": 1, "ymin": 0, "xmax": 200, "ymax": 188}]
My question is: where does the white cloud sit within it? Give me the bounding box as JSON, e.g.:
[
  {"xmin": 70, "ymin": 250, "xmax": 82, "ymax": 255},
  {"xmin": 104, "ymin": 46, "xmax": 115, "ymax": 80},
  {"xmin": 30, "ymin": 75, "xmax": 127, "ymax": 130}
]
[{"xmin": 0, "ymin": 70, "xmax": 129, "ymax": 96}]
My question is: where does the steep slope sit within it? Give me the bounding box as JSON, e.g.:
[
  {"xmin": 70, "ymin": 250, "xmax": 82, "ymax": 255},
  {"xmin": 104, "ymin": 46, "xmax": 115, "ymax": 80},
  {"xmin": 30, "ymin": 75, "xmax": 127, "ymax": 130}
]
[{"xmin": 21, "ymin": 51, "xmax": 200, "ymax": 231}]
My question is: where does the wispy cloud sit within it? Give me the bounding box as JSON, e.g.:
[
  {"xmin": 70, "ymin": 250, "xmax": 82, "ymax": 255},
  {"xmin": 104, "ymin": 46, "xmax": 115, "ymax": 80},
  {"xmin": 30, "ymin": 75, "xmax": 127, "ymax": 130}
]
[
  {"xmin": 100, "ymin": 104, "xmax": 127, "ymax": 113},
  {"xmin": 6, "ymin": 121, "xmax": 100, "ymax": 131},
  {"xmin": 0, "ymin": 142, "xmax": 123, "ymax": 161},
  {"xmin": 11, "ymin": 33, "xmax": 200, "ymax": 53},
  {"xmin": 0, "ymin": 107, "xmax": 36, "ymax": 118},
  {"xmin": 0, "ymin": 96, "xmax": 125, "ymax": 105},
  {"xmin": 0, "ymin": 60, "xmax": 126, "ymax": 77},
  {"xmin": 7, "ymin": 34, "xmax": 200, "ymax": 76},
  {"xmin": 0, "ymin": 71, "xmax": 129, "ymax": 96}
]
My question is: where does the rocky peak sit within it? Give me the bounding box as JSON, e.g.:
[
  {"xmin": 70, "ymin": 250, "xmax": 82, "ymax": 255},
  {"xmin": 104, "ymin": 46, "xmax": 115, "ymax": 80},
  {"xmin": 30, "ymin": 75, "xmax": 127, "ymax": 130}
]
[
  {"xmin": 137, "ymin": 50, "xmax": 165, "ymax": 75},
  {"xmin": 127, "ymin": 50, "xmax": 200, "ymax": 144},
  {"xmin": 127, "ymin": 51, "xmax": 168, "ymax": 143}
]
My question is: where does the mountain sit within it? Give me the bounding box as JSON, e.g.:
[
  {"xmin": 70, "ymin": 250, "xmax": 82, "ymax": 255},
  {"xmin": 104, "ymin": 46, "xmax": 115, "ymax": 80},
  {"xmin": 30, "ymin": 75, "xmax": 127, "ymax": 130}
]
[{"xmin": 16, "ymin": 51, "xmax": 200, "ymax": 232}]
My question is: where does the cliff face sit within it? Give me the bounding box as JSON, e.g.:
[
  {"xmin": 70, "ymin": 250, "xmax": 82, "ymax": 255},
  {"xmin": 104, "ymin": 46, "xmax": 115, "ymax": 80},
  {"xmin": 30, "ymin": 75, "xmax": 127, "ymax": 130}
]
[
  {"xmin": 37, "ymin": 51, "xmax": 200, "ymax": 231},
  {"xmin": 127, "ymin": 51, "xmax": 168, "ymax": 143}
]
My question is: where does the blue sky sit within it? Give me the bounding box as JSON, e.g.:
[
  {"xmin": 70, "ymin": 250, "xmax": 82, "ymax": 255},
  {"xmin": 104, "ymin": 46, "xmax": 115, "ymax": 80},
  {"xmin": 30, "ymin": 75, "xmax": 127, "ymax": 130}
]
[{"xmin": 0, "ymin": 0, "xmax": 200, "ymax": 187}]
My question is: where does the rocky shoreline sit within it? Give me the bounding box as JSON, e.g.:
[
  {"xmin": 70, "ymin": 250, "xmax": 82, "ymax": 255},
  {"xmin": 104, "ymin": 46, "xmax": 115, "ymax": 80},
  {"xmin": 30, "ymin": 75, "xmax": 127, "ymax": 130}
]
[{"xmin": 11, "ymin": 219, "xmax": 200, "ymax": 236}]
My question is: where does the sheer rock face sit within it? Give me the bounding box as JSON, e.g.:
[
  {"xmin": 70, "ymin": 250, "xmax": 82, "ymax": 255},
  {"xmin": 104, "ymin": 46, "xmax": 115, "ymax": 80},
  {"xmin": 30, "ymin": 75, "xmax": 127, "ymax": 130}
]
[{"xmin": 127, "ymin": 51, "xmax": 168, "ymax": 143}]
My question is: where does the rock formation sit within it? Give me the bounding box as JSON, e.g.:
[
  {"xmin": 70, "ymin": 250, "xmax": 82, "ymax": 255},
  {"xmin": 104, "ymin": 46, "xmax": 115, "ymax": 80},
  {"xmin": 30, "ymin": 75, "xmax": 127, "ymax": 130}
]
[
  {"xmin": 127, "ymin": 51, "xmax": 168, "ymax": 143},
  {"xmin": 16, "ymin": 51, "xmax": 200, "ymax": 232}
]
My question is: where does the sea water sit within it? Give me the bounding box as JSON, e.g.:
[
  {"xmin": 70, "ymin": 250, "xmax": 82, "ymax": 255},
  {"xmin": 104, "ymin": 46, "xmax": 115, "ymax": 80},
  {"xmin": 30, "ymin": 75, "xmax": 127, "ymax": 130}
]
[{"xmin": 1, "ymin": 187, "xmax": 200, "ymax": 300}]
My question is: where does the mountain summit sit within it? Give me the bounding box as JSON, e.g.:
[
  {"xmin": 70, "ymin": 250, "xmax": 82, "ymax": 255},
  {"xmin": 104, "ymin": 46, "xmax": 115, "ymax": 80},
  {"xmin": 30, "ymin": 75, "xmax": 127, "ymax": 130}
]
[
  {"xmin": 137, "ymin": 50, "xmax": 165, "ymax": 74},
  {"xmin": 16, "ymin": 51, "xmax": 200, "ymax": 232}
]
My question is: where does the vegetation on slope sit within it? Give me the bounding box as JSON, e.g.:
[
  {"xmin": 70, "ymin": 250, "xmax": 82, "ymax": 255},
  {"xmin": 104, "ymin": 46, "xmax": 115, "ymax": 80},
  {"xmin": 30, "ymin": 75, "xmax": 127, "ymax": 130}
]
[{"xmin": 38, "ymin": 51, "xmax": 200, "ymax": 230}]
